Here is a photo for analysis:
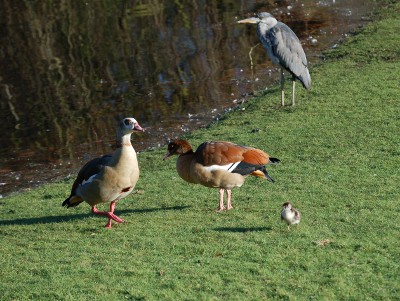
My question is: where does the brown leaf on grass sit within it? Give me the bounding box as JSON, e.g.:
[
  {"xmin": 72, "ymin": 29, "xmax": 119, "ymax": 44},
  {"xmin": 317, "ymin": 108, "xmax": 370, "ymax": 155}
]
[{"xmin": 314, "ymin": 239, "xmax": 332, "ymax": 246}]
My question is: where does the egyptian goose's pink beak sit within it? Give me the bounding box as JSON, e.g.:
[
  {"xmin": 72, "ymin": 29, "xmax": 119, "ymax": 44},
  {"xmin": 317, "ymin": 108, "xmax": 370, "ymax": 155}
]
[
  {"xmin": 134, "ymin": 122, "xmax": 145, "ymax": 132},
  {"xmin": 163, "ymin": 151, "xmax": 172, "ymax": 161}
]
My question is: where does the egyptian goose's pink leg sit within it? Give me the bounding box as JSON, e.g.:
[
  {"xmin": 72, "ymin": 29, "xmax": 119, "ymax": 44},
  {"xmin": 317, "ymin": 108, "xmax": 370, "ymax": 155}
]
[
  {"xmin": 92, "ymin": 201, "xmax": 124, "ymax": 228},
  {"xmin": 217, "ymin": 188, "xmax": 226, "ymax": 212},
  {"xmin": 226, "ymin": 189, "xmax": 233, "ymax": 210}
]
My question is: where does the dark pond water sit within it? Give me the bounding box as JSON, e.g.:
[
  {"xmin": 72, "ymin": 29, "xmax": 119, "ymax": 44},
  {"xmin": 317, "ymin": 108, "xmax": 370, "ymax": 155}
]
[{"xmin": 0, "ymin": 0, "xmax": 378, "ymax": 197}]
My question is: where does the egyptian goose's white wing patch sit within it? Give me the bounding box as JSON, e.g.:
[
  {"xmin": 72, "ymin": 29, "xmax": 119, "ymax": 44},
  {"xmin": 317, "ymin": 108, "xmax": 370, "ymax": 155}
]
[
  {"xmin": 81, "ymin": 174, "xmax": 97, "ymax": 185},
  {"xmin": 203, "ymin": 162, "xmax": 240, "ymax": 173}
]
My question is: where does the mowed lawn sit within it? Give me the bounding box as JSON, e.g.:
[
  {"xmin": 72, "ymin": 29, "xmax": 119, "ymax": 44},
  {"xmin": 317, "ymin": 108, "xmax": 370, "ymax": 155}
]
[{"xmin": 1, "ymin": 2, "xmax": 399, "ymax": 300}]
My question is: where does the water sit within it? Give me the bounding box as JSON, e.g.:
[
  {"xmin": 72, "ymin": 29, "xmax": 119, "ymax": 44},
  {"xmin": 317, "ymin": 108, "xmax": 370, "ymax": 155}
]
[{"xmin": 0, "ymin": 0, "xmax": 377, "ymax": 196}]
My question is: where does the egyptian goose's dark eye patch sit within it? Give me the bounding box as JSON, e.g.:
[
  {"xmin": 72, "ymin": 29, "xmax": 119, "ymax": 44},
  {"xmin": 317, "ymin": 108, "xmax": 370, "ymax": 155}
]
[
  {"xmin": 168, "ymin": 143, "xmax": 176, "ymax": 151},
  {"xmin": 124, "ymin": 119, "xmax": 132, "ymax": 126}
]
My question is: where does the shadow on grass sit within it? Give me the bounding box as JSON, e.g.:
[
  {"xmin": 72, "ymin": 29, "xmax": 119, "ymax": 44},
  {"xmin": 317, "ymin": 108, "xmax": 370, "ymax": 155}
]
[
  {"xmin": 0, "ymin": 205, "xmax": 190, "ymax": 226},
  {"xmin": 213, "ymin": 226, "xmax": 272, "ymax": 233},
  {"xmin": 120, "ymin": 205, "xmax": 190, "ymax": 215}
]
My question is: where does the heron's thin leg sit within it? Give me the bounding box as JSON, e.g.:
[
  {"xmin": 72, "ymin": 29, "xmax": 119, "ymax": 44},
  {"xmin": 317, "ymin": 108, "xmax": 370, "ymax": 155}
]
[
  {"xmin": 292, "ymin": 79, "xmax": 296, "ymax": 106},
  {"xmin": 280, "ymin": 68, "xmax": 285, "ymax": 106}
]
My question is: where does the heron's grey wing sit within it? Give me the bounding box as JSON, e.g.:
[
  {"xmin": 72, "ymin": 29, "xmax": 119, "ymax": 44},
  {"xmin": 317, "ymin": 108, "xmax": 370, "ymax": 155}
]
[{"xmin": 267, "ymin": 23, "xmax": 311, "ymax": 88}]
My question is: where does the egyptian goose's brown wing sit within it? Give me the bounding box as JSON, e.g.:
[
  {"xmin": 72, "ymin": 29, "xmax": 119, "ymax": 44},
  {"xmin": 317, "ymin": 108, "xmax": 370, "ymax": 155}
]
[
  {"xmin": 195, "ymin": 141, "xmax": 246, "ymax": 165},
  {"xmin": 62, "ymin": 155, "xmax": 112, "ymax": 207},
  {"xmin": 241, "ymin": 148, "xmax": 271, "ymax": 165},
  {"xmin": 195, "ymin": 141, "xmax": 272, "ymax": 165},
  {"xmin": 195, "ymin": 141, "xmax": 279, "ymax": 179}
]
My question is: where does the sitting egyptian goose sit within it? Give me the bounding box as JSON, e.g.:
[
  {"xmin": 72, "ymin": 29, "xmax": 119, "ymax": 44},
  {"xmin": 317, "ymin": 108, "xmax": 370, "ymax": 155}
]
[
  {"xmin": 281, "ymin": 202, "xmax": 301, "ymax": 229},
  {"xmin": 164, "ymin": 139, "xmax": 280, "ymax": 211},
  {"xmin": 62, "ymin": 117, "xmax": 144, "ymax": 228}
]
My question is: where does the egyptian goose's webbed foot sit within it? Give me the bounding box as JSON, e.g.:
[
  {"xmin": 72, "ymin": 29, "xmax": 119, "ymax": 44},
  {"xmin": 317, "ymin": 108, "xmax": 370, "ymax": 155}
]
[
  {"xmin": 105, "ymin": 219, "xmax": 113, "ymax": 229},
  {"xmin": 92, "ymin": 206, "xmax": 124, "ymax": 228},
  {"xmin": 105, "ymin": 214, "xmax": 124, "ymax": 229}
]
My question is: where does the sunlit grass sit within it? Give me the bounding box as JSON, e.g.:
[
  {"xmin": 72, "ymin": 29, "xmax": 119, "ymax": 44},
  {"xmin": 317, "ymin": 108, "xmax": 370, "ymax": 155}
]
[{"xmin": 1, "ymin": 2, "xmax": 400, "ymax": 300}]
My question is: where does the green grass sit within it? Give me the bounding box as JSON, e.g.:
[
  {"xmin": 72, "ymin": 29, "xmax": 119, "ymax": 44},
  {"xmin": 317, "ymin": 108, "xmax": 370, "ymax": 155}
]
[{"xmin": 1, "ymin": 2, "xmax": 400, "ymax": 300}]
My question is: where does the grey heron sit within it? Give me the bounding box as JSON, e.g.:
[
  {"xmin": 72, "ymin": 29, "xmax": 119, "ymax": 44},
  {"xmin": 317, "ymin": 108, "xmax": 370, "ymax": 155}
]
[{"xmin": 238, "ymin": 12, "xmax": 311, "ymax": 106}]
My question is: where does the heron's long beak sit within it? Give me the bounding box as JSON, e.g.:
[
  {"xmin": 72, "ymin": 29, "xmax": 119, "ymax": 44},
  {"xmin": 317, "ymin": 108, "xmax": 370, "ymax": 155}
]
[{"xmin": 238, "ymin": 17, "xmax": 259, "ymax": 24}]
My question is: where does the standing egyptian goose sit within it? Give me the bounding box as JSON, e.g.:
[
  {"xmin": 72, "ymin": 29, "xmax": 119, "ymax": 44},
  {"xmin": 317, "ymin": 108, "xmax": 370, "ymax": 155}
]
[
  {"xmin": 62, "ymin": 117, "xmax": 144, "ymax": 228},
  {"xmin": 164, "ymin": 139, "xmax": 280, "ymax": 211},
  {"xmin": 281, "ymin": 202, "xmax": 301, "ymax": 229}
]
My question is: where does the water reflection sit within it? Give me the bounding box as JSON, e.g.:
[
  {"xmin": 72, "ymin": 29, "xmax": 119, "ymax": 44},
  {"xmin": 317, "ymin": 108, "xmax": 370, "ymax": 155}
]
[{"xmin": 0, "ymin": 0, "xmax": 376, "ymax": 196}]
